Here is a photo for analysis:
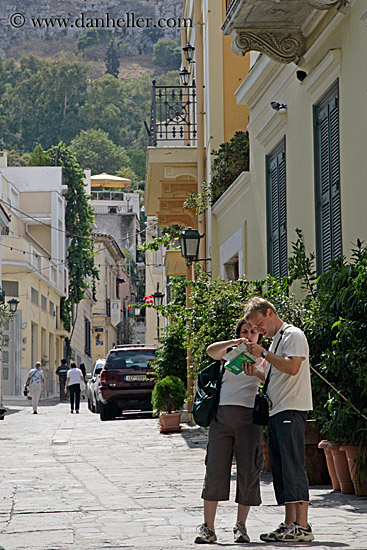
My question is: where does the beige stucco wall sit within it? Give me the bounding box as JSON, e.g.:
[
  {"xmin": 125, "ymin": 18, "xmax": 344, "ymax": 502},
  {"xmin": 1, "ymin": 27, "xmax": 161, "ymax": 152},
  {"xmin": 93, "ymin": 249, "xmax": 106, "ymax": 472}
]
[{"xmin": 233, "ymin": 0, "xmax": 367, "ymax": 279}]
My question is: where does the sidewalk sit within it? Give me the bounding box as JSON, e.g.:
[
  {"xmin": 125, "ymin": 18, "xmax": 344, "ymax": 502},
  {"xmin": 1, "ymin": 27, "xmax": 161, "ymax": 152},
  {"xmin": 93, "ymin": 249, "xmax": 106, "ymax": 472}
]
[{"xmin": 0, "ymin": 400, "xmax": 366, "ymax": 550}]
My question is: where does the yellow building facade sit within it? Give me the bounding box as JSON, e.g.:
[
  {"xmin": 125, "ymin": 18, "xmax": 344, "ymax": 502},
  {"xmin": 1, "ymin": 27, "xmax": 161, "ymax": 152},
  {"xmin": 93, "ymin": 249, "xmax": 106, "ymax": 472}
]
[
  {"xmin": 0, "ymin": 162, "xmax": 68, "ymax": 395},
  {"xmin": 222, "ymin": 0, "xmax": 367, "ymax": 279},
  {"xmin": 92, "ymin": 233, "xmax": 124, "ymax": 362}
]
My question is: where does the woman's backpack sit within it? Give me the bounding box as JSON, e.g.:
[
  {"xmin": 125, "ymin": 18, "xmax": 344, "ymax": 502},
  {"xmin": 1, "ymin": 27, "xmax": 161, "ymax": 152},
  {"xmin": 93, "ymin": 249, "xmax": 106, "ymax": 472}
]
[{"xmin": 192, "ymin": 361, "xmax": 225, "ymax": 427}]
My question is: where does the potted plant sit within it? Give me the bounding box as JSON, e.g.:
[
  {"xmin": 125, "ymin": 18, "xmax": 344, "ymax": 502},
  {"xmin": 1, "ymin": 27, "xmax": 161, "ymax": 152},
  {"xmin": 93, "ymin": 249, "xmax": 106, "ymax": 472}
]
[{"xmin": 151, "ymin": 375, "xmax": 187, "ymax": 433}]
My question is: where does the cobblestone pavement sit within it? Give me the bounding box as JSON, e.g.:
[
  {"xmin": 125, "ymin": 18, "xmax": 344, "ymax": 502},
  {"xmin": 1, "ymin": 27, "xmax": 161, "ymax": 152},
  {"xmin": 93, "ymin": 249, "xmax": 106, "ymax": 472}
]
[{"xmin": 0, "ymin": 398, "xmax": 366, "ymax": 550}]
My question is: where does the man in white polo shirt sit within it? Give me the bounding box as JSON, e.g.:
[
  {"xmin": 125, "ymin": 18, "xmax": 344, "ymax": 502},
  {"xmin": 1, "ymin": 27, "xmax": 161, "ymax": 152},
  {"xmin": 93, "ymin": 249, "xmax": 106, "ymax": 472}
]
[{"xmin": 244, "ymin": 297, "xmax": 313, "ymax": 543}]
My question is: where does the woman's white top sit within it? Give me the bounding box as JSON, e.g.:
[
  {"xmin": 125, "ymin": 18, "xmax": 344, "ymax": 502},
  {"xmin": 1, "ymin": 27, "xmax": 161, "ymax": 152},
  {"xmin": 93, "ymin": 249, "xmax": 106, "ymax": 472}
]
[
  {"xmin": 28, "ymin": 368, "xmax": 44, "ymax": 385},
  {"xmin": 219, "ymin": 358, "xmax": 264, "ymax": 408},
  {"xmin": 67, "ymin": 368, "xmax": 83, "ymax": 386}
]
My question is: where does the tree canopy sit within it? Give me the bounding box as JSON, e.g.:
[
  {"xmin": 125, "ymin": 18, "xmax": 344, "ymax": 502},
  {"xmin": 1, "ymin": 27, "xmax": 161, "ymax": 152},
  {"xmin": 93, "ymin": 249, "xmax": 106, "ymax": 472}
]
[{"xmin": 70, "ymin": 128, "xmax": 130, "ymax": 175}]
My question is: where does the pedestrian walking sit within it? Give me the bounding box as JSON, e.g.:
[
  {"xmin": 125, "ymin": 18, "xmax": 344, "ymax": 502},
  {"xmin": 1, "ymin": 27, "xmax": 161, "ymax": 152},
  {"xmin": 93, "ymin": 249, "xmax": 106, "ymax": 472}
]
[
  {"xmin": 79, "ymin": 362, "xmax": 87, "ymax": 400},
  {"xmin": 243, "ymin": 297, "xmax": 314, "ymax": 543},
  {"xmin": 24, "ymin": 361, "xmax": 45, "ymax": 414},
  {"xmin": 56, "ymin": 359, "xmax": 69, "ymax": 402},
  {"xmin": 65, "ymin": 361, "xmax": 83, "ymax": 414},
  {"xmin": 195, "ymin": 318, "xmax": 265, "ymax": 544}
]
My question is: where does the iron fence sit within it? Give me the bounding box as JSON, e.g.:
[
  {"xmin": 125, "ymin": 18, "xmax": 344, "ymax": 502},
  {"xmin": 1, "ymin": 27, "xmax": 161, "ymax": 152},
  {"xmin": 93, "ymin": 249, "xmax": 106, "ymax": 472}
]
[{"xmin": 146, "ymin": 80, "xmax": 197, "ymax": 146}]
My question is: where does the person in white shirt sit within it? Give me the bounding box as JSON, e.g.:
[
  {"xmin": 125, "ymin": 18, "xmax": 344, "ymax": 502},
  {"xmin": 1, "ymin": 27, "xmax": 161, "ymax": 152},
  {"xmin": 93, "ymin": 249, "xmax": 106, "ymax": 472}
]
[
  {"xmin": 24, "ymin": 361, "xmax": 45, "ymax": 414},
  {"xmin": 194, "ymin": 318, "xmax": 265, "ymax": 545},
  {"xmin": 65, "ymin": 361, "xmax": 83, "ymax": 414},
  {"xmin": 244, "ymin": 297, "xmax": 313, "ymax": 544}
]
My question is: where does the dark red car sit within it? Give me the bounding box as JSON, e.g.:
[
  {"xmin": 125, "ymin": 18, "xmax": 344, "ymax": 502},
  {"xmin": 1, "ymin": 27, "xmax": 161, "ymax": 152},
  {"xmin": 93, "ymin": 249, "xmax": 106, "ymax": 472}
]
[{"xmin": 97, "ymin": 344, "xmax": 157, "ymax": 421}]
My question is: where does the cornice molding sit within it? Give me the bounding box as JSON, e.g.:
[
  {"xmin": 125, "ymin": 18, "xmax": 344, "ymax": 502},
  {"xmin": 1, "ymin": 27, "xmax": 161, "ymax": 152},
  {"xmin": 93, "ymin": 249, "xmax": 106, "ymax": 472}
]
[
  {"xmin": 304, "ymin": 0, "xmax": 339, "ymax": 9},
  {"xmin": 233, "ymin": 28, "xmax": 306, "ymax": 64}
]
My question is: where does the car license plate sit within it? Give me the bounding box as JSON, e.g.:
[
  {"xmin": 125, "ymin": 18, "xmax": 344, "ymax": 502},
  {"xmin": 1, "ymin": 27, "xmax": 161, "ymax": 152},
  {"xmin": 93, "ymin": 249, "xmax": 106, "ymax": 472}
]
[{"xmin": 125, "ymin": 375, "xmax": 147, "ymax": 381}]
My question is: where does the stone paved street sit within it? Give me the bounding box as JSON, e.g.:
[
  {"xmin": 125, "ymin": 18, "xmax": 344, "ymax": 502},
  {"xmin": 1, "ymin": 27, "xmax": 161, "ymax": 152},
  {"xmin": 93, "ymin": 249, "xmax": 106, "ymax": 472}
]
[{"xmin": 0, "ymin": 398, "xmax": 366, "ymax": 550}]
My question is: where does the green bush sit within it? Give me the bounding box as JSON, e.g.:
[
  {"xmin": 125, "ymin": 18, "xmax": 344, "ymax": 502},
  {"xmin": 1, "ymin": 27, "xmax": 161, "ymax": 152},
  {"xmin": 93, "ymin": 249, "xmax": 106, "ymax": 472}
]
[{"xmin": 151, "ymin": 375, "xmax": 187, "ymax": 414}]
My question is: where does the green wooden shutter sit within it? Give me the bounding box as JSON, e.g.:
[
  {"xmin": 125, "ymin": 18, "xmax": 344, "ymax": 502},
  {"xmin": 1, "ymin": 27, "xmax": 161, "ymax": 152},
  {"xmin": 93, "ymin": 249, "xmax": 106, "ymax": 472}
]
[
  {"xmin": 314, "ymin": 84, "xmax": 342, "ymax": 274},
  {"xmin": 267, "ymin": 140, "xmax": 287, "ymax": 277}
]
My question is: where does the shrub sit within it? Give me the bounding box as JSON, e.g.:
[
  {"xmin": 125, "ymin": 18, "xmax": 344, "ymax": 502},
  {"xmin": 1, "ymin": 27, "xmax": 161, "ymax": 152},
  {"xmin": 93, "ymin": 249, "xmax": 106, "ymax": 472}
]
[{"xmin": 151, "ymin": 375, "xmax": 187, "ymax": 414}]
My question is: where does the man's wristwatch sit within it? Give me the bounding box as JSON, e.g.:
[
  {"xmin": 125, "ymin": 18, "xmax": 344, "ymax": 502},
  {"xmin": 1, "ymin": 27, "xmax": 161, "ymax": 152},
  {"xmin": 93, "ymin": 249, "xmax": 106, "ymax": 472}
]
[{"xmin": 261, "ymin": 349, "xmax": 269, "ymax": 359}]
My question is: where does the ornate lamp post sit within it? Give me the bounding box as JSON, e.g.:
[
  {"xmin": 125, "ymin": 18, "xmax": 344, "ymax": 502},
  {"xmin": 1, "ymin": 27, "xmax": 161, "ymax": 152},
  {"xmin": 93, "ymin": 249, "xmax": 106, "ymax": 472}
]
[
  {"xmin": 0, "ymin": 291, "xmax": 20, "ymax": 420},
  {"xmin": 152, "ymin": 289, "xmax": 165, "ymax": 342}
]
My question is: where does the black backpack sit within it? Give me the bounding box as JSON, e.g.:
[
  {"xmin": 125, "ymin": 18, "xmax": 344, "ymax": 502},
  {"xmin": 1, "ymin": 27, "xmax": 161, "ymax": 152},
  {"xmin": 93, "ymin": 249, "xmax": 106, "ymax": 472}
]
[{"xmin": 192, "ymin": 361, "xmax": 225, "ymax": 427}]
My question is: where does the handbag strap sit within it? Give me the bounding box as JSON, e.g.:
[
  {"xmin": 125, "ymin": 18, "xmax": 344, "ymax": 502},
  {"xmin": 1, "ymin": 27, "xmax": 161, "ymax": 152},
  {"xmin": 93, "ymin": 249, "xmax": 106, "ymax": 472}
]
[{"xmin": 262, "ymin": 325, "xmax": 289, "ymax": 394}]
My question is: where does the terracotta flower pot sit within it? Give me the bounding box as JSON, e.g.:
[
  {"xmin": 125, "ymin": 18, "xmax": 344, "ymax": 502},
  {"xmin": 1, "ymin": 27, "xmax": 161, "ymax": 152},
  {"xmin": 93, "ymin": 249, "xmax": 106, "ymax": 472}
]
[
  {"xmin": 318, "ymin": 440, "xmax": 340, "ymax": 491},
  {"xmin": 159, "ymin": 411, "xmax": 182, "ymax": 433},
  {"xmin": 340, "ymin": 445, "xmax": 367, "ymax": 497},
  {"xmin": 329, "ymin": 443, "xmax": 354, "ymax": 494}
]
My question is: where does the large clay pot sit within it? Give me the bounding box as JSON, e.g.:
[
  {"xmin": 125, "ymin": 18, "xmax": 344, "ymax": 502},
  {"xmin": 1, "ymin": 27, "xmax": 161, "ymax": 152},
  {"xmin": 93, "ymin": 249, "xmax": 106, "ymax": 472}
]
[
  {"xmin": 159, "ymin": 411, "xmax": 182, "ymax": 433},
  {"xmin": 329, "ymin": 443, "xmax": 354, "ymax": 494},
  {"xmin": 318, "ymin": 440, "xmax": 340, "ymax": 490},
  {"xmin": 304, "ymin": 421, "xmax": 330, "ymax": 485},
  {"xmin": 340, "ymin": 445, "xmax": 367, "ymax": 497}
]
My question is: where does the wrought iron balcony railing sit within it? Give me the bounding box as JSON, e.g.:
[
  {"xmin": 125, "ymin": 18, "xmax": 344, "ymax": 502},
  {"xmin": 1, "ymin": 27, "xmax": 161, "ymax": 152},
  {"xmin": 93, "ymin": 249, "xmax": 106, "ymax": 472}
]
[{"xmin": 146, "ymin": 80, "xmax": 197, "ymax": 146}]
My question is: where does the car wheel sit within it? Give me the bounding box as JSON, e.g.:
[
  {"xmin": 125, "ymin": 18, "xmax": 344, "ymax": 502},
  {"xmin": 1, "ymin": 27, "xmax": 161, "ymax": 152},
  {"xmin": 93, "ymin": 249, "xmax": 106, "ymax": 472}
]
[{"xmin": 100, "ymin": 404, "xmax": 112, "ymax": 421}]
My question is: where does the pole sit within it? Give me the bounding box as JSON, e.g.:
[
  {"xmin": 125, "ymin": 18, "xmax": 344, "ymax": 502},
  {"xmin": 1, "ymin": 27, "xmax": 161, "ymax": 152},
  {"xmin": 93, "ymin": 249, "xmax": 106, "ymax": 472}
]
[
  {"xmin": 194, "ymin": 0, "xmax": 206, "ymax": 268},
  {"xmin": 186, "ymin": 262, "xmax": 194, "ymax": 413}
]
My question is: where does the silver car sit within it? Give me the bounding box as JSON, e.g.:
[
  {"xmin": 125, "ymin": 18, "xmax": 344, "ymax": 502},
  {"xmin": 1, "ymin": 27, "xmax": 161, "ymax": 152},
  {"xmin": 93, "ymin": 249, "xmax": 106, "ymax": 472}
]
[{"xmin": 87, "ymin": 359, "xmax": 105, "ymax": 413}]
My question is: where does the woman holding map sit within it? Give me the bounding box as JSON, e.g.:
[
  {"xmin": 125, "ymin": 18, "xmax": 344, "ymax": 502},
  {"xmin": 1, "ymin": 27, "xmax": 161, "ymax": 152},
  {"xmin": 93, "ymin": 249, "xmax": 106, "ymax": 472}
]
[{"xmin": 194, "ymin": 317, "xmax": 265, "ymax": 545}]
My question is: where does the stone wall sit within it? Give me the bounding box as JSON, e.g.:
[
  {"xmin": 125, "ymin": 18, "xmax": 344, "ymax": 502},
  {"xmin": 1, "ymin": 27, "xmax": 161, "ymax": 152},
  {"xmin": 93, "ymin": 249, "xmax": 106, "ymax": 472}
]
[{"xmin": 0, "ymin": 0, "xmax": 184, "ymax": 57}]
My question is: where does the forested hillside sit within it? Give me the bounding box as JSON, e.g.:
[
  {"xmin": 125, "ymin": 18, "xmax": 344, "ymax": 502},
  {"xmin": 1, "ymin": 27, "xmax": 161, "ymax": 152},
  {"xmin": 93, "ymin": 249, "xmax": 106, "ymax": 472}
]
[{"xmin": 0, "ymin": 0, "xmax": 184, "ymax": 184}]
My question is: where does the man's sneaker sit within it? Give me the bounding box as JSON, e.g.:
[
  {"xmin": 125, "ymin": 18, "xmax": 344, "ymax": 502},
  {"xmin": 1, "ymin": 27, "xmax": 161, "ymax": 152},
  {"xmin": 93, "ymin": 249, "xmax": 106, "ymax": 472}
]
[
  {"xmin": 195, "ymin": 523, "xmax": 217, "ymax": 544},
  {"xmin": 275, "ymin": 522, "xmax": 314, "ymax": 542},
  {"xmin": 233, "ymin": 521, "xmax": 250, "ymax": 543},
  {"xmin": 260, "ymin": 522, "xmax": 288, "ymax": 542}
]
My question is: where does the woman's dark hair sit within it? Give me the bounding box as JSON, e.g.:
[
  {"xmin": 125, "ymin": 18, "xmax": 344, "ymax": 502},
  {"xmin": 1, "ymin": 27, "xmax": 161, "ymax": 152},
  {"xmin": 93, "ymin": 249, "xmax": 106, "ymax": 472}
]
[
  {"xmin": 70, "ymin": 361, "xmax": 77, "ymax": 368},
  {"xmin": 235, "ymin": 317, "xmax": 263, "ymax": 344}
]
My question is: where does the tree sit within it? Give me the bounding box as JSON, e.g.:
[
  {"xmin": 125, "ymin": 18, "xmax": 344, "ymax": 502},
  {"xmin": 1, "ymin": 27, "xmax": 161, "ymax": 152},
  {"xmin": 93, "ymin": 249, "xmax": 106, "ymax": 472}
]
[
  {"xmin": 153, "ymin": 39, "xmax": 181, "ymax": 70},
  {"xmin": 77, "ymin": 28, "xmax": 100, "ymax": 56},
  {"xmin": 0, "ymin": 56, "xmax": 88, "ymax": 151},
  {"xmin": 105, "ymin": 40, "xmax": 120, "ymax": 78},
  {"xmin": 70, "ymin": 128, "xmax": 130, "ymax": 174}
]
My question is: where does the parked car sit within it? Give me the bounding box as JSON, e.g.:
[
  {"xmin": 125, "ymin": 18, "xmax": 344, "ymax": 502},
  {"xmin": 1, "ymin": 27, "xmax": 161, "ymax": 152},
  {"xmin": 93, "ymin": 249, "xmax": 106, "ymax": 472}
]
[
  {"xmin": 87, "ymin": 359, "xmax": 105, "ymax": 413},
  {"xmin": 97, "ymin": 344, "xmax": 157, "ymax": 421}
]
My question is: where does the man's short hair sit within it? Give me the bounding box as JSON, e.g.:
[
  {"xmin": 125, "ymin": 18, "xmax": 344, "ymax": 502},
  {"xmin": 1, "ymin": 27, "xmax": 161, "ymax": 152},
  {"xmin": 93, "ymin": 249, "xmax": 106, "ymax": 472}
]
[{"xmin": 244, "ymin": 297, "xmax": 277, "ymax": 319}]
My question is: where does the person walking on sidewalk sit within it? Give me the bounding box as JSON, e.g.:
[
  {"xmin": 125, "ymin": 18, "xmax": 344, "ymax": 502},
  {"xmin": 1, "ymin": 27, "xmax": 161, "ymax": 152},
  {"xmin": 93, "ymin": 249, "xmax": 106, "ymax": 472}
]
[
  {"xmin": 79, "ymin": 362, "xmax": 87, "ymax": 400},
  {"xmin": 243, "ymin": 297, "xmax": 314, "ymax": 543},
  {"xmin": 56, "ymin": 359, "xmax": 69, "ymax": 402},
  {"xmin": 65, "ymin": 361, "xmax": 83, "ymax": 414},
  {"xmin": 195, "ymin": 318, "xmax": 265, "ymax": 545},
  {"xmin": 24, "ymin": 361, "xmax": 45, "ymax": 414}
]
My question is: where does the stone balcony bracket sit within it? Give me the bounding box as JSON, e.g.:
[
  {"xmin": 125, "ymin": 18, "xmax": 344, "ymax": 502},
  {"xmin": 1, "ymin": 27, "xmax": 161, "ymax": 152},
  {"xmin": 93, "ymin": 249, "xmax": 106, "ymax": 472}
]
[
  {"xmin": 223, "ymin": 0, "xmax": 349, "ymax": 64},
  {"xmin": 232, "ymin": 27, "xmax": 306, "ymax": 64}
]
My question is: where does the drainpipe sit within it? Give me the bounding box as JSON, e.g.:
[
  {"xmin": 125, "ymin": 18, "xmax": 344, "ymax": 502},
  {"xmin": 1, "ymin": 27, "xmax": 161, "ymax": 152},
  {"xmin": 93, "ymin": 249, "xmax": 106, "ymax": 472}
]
[{"xmin": 194, "ymin": 0, "xmax": 206, "ymax": 267}]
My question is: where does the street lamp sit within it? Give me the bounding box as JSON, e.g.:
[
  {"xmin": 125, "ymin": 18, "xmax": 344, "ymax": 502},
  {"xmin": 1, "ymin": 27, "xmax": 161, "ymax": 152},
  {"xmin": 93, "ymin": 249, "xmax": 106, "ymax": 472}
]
[
  {"xmin": 182, "ymin": 43, "xmax": 195, "ymax": 66},
  {"xmin": 0, "ymin": 292, "xmax": 20, "ymax": 419},
  {"xmin": 7, "ymin": 299, "xmax": 20, "ymax": 313},
  {"xmin": 179, "ymin": 67, "xmax": 190, "ymax": 87},
  {"xmin": 153, "ymin": 289, "xmax": 164, "ymax": 341},
  {"xmin": 179, "ymin": 227, "xmax": 202, "ymax": 267}
]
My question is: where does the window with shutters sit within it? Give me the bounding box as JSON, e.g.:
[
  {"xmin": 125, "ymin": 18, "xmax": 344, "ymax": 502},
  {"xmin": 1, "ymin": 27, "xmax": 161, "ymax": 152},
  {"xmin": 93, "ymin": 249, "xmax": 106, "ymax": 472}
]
[
  {"xmin": 266, "ymin": 139, "xmax": 288, "ymax": 277},
  {"xmin": 314, "ymin": 82, "xmax": 342, "ymax": 274}
]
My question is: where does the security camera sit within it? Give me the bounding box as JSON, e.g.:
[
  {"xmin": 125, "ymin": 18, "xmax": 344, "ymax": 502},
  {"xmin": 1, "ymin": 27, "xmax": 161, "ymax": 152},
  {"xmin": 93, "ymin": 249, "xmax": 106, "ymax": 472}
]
[
  {"xmin": 270, "ymin": 102, "xmax": 287, "ymax": 111},
  {"xmin": 296, "ymin": 70, "xmax": 308, "ymax": 82}
]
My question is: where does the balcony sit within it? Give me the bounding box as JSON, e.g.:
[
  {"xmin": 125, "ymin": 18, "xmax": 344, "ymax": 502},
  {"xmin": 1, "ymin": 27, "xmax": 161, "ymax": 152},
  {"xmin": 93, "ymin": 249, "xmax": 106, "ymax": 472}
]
[
  {"xmin": 145, "ymin": 80, "xmax": 199, "ymax": 228},
  {"xmin": 146, "ymin": 81, "xmax": 197, "ymax": 147},
  {"xmin": 222, "ymin": 0, "xmax": 348, "ymax": 64}
]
